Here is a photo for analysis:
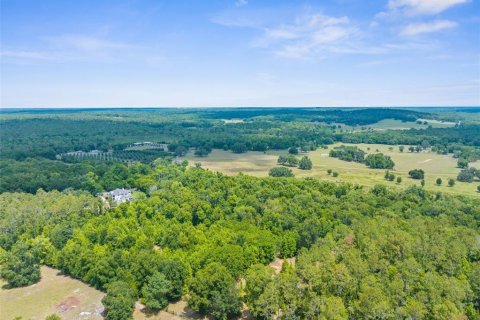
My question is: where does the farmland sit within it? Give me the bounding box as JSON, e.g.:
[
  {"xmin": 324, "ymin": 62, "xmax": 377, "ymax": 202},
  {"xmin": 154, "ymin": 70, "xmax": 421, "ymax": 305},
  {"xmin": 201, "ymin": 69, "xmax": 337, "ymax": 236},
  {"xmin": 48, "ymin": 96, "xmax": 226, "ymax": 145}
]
[{"xmin": 181, "ymin": 143, "xmax": 480, "ymax": 196}]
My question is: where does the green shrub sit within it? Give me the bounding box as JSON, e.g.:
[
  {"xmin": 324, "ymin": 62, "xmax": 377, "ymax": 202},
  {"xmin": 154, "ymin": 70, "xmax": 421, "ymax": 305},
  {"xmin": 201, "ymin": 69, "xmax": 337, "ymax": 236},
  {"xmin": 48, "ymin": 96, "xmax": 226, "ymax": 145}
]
[
  {"xmin": 269, "ymin": 167, "xmax": 294, "ymax": 177},
  {"xmin": 298, "ymin": 156, "xmax": 313, "ymax": 170},
  {"xmin": 409, "ymin": 169, "xmax": 425, "ymax": 180}
]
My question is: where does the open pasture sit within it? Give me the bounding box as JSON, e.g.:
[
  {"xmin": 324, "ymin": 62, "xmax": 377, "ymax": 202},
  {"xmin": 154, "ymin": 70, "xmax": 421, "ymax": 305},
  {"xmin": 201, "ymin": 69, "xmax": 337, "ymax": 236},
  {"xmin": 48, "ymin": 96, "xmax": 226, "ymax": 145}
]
[
  {"xmin": 0, "ymin": 266, "xmax": 104, "ymax": 320},
  {"xmin": 181, "ymin": 143, "xmax": 479, "ymax": 196},
  {"xmin": 0, "ymin": 266, "xmax": 236, "ymax": 320},
  {"xmin": 324, "ymin": 118, "xmax": 455, "ymax": 133},
  {"xmin": 366, "ymin": 118, "xmax": 455, "ymax": 130}
]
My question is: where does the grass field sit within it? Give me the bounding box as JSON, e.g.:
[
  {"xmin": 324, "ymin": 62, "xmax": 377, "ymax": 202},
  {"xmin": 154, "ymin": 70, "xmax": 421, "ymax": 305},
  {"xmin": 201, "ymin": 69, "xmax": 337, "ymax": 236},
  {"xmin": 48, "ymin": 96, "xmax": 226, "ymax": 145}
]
[
  {"xmin": 367, "ymin": 118, "xmax": 455, "ymax": 130},
  {"xmin": 0, "ymin": 267, "xmax": 239, "ymax": 320},
  {"xmin": 324, "ymin": 118, "xmax": 455, "ymax": 133},
  {"xmin": 0, "ymin": 267, "xmax": 197, "ymax": 320},
  {"xmin": 181, "ymin": 143, "xmax": 480, "ymax": 196},
  {"xmin": 0, "ymin": 266, "xmax": 104, "ymax": 320}
]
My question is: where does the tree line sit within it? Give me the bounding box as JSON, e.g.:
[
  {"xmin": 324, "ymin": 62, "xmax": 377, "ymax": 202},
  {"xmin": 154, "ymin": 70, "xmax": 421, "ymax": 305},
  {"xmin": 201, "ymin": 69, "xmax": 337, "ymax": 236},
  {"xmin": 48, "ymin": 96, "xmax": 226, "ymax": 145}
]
[{"xmin": 329, "ymin": 145, "xmax": 395, "ymax": 169}]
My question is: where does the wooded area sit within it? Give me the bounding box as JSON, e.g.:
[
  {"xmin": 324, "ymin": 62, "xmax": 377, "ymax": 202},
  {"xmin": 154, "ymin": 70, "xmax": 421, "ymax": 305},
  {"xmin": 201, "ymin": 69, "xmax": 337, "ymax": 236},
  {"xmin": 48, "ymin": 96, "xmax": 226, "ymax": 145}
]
[{"xmin": 1, "ymin": 108, "xmax": 480, "ymax": 319}]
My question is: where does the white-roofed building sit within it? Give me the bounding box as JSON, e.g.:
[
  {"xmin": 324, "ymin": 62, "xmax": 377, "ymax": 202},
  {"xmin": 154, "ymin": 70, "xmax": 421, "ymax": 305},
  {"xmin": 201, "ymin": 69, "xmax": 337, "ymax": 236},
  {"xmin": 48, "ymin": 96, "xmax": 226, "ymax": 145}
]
[{"xmin": 108, "ymin": 188, "xmax": 134, "ymax": 203}]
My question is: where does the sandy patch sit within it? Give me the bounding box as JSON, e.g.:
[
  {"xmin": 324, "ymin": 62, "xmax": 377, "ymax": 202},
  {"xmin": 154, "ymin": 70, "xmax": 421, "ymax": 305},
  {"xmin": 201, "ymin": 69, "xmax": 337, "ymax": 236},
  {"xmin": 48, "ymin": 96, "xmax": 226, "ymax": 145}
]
[{"xmin": 268, "ymin": 258, "xmax": 296, "ymax": 274}]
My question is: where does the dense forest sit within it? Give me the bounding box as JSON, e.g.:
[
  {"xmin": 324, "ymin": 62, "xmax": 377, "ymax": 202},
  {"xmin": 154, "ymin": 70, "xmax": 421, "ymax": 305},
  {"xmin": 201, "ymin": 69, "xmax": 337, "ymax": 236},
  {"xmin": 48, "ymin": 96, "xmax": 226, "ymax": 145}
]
[
  {"xmin": 1, "ymin": 108, "xmax": 480, "ymax": 319},
  {"xmin": 201, "ymin": 107, "xmax": 429, "ymax": 125},
  {"xmin": 2, "ymin": 108, "xmax": 477, "ymax": 162},
  {"xmin": 1, "ymin": 163, "xmax": 480, "ymax": 319},
  {"xmin": 0, "ymin": 159, "xmax": 153, "ymax": 194}
]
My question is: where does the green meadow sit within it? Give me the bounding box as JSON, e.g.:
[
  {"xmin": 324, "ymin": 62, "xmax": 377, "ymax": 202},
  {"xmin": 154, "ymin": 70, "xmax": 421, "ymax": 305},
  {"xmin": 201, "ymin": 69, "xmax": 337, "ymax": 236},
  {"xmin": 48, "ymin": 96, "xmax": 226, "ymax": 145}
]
[
  {"xmin": 367, "ymin": 118, "xmax": 455, "ymax": 130},
  {"xmin": 182, "ymin": 143, "xmax": 480, "ymax": 197},
  {"xmin": 0, "ymin": 266, "xmax": 104, "ymax": 320},
  {"xmin": 0, "ymin": 266, "xmax": 202, "ymax": 320}
]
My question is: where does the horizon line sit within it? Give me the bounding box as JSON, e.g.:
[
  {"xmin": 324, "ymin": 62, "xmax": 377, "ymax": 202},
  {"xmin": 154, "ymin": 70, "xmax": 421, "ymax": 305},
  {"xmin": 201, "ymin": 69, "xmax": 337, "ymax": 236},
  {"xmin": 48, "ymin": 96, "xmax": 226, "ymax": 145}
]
[{"xmin": 1, "ymin": 105, "xmax": 479, "ymax": 110}]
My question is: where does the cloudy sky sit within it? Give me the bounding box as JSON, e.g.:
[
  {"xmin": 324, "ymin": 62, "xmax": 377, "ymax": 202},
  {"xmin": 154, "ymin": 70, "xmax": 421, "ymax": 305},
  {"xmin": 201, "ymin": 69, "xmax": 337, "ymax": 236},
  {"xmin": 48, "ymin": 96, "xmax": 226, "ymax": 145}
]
[{"xmin": 1, "ymin": 0, "xmax": 479, "ymax": 107}]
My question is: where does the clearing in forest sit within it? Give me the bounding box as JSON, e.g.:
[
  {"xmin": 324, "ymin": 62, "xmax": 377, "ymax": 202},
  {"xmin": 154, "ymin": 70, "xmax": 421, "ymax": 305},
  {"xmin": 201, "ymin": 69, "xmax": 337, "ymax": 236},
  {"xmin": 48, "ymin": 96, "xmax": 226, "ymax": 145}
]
[
  {"xmin": 0, "ymin": 266, "xmax": 104, "ymax": 320},
  {"xmin": 181, "ymin": 143, "xmax": 479, "ymax": 196},
  {"xmin": 1, "ymin": 266, "xmax": 250, "ymax": 320}
]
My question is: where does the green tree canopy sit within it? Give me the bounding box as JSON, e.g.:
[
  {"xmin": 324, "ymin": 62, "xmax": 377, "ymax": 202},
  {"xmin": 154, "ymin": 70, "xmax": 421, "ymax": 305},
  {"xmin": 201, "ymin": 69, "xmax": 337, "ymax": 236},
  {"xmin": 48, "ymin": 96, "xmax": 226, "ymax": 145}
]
[
  {"xmin": 231, "ymin": 143, "xmax": 248, "ymax": 154},
  {"xmin": 141, "ymin": 272, "xmax": 170, "ymax": 311},
  {"xmin": 0, "ymin": 241, "xmax": 40, "ymax": 288},
  {"xmin": 102, "ymin": 281, "xmax": 136, "ymax": 320},
  {"xmin": 188, "ymin": 263, "xmax": 241, "ymax": 319},
  {"xmin": 365, "ymin": 153, "xmax": 395, "ymax": 169},
  {"xmin": 269, "ymin": 167, "xmax": 294, "ymax": 177},
  {"xmin": 409, "ymin": 169, "xmax": 425, "ymax": 180},
  {"xmin": 298, "ymin": 156, "xmax": 313, "ymax": 170}
]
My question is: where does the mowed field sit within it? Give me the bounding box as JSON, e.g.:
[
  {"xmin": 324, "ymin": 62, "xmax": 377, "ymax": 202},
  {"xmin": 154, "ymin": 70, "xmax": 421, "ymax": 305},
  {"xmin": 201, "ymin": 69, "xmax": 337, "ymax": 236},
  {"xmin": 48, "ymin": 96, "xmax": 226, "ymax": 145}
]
[
  {"xmin": 367, "ymin": 118, "xmax": 455, "ymax": 130},
  {"xmin": 0, "ymin": 266, "xmax": 104, "ymax": 320},
  {"xmin": 0, "ymin": 268, "xmax": 237, "ymax": 320},
  {"xmin": 0, "ymin": 267, "xmax": 200, "ymax": 320},
  {"xmin": 324, "ymin": 118, "xmax": 455, "ymax": 132},
  {"xmin": 181, "ymin": 143, "xmax": 480, "ymax": 196}
]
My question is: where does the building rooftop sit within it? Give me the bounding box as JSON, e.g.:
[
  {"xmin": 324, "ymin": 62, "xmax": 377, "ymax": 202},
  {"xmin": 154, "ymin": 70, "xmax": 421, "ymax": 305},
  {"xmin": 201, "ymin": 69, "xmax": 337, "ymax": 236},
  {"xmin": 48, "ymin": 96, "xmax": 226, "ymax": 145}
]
[{"xmin": 108, "ymin": 188, "xmax": 132, "ymax": 196}]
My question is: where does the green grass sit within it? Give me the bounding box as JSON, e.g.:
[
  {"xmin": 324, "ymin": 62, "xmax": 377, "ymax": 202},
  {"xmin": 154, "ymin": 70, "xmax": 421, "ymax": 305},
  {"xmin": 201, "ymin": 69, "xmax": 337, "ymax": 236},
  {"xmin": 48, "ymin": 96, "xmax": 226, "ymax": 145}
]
[
  {"xmin": 0, "ymin": 266, "xmax": 208, "ymax": 320},
  {"xmin": 182, "ymin": 143, "xmax": 480, "ymax": 197},
  {"xmin": 322, "ymin": 118, "xmax": 455, "ymax": 134},
  {"xmin": 0, "ymin": 266, "xmax": 104, "ymax": 320},
  {"xmin": 367, "ymin": 118, "xmax": 455, "ymax": 130},
  {"xmin": 1, "ymin": 266, "xmax": 202, "ymax": 320}
]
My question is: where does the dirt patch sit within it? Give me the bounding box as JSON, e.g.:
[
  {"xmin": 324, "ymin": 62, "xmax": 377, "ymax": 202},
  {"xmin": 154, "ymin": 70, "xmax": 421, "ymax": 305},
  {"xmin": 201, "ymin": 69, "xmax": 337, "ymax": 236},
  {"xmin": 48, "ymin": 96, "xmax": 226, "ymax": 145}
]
[
  {"xmin": 268, "ymin": 258, "xmax": 296, "ymax": 274},
  {"xmin": 344, "ymin": 233, "xmax": 355, "ymax": 246},
  {"xmin": 420, "ymin": 159, "xmax": 432, "ymax": 163},
  {"xmin": 57, "ymin": 296, "xmax": 81, "ymax": 313},
  {"xmin": 269, "ymin": 258, "xmax": 283, "ymax": 274},
  {"xmin": 134, "ymin": 299, "xmax": 207, "ymax": 320}
]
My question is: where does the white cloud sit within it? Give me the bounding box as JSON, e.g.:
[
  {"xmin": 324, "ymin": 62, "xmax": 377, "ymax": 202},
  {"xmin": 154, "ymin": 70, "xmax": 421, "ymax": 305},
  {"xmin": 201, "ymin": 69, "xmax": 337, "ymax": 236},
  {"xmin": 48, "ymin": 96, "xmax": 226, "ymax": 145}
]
[
  {"xmin": 264, "ymin": 28, "xmax": 299, "ymax": 41},
  {"xmin": 1, "ymin": 50, "xmax": 51, "ymax": 60},
  {"xmin": 1, "ymin": 34, "xmax": 162, "ymax": 66},
  {"xmin": 212, "ymin": 7, "xmax": 458, "ymax": 60},
  {"xmin": 213, "ymin": 11, "xmax": 398, "ymax": 59},
  {"xmin": 400, "ymin": 20, "xmax": 457, "ymax": 36},
  {"xmin": 210, "ymin": 13, "xmax": 261, "ymax": 28},
  {"xmin": 235, "ymin": 0, "xmax": 248, "ymax": 7},
  {"xmin": 254, "ymin": 14, "xmax": 358, "ymax": 59},
  {"xmin": 387, "ymin": 0, "xmax": 468, "ymax": 15},
  {"xmin": 45, "ymin": 35, "xmax": 129, "ymax": 52},
  {"xmin": 276, "ymin": 45, "xmax": 313, "ymax": 59}
]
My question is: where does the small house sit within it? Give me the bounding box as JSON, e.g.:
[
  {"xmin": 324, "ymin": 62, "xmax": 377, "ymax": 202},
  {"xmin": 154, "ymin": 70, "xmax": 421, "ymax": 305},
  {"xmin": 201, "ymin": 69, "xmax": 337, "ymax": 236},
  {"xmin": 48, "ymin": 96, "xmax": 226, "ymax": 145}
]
[{"xmin": 108, "ymin": 188, "xmax": 134, "ymax": 203}]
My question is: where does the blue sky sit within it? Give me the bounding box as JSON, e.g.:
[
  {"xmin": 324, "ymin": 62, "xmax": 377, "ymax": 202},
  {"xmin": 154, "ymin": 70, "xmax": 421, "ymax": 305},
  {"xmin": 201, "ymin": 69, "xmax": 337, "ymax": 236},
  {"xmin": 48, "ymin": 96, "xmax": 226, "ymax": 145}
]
[{"xmin": 1, "ymin": 0, "xmax": 479, "ymax": 107}]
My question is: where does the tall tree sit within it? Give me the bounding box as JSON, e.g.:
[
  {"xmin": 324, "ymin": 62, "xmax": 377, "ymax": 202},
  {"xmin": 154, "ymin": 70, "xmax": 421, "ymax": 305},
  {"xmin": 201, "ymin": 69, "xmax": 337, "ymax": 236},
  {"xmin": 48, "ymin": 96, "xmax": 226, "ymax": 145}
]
[
  {"xmin": 298, "ymin": 156, "xmax": 313, "ymax": 170},
  {"xmin": 188, "ymin": 263, "xmax": 241, "ymax": 319},
  {"xmin": 102, "ymin": 281, "xmax": 136, "ymax": 320},
  {"xmin": 141, "ymin": 272, "xmax": 171, "ymax": 310},
  {"xmin": 0, "ymin": 241, "xmax": 40, "ymax": 288}
]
